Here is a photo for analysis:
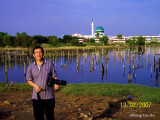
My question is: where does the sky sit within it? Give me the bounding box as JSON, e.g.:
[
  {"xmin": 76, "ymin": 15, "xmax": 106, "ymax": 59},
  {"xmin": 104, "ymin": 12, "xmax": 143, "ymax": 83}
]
[{"xmin": 0, "ymin": 0, "xmax": 160, "ymax": 37}]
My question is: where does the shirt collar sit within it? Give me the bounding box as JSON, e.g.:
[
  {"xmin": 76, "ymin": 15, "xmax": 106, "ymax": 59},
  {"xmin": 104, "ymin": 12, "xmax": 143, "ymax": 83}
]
[{"xmin": 34, "ymin": 59, "xmax": 46, "ymax": 65}]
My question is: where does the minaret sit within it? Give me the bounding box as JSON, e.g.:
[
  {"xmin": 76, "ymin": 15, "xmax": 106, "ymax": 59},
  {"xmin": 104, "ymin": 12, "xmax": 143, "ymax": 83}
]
[{"xmin": 91, "ymin": 19, "xmax": 94, "ymax": 37}]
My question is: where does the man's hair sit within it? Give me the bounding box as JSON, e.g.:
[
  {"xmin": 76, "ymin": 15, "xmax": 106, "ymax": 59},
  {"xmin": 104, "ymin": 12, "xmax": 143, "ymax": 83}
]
[{"xmin": 33, "ymin": 46, "xmax": 44, "ymax": 54}]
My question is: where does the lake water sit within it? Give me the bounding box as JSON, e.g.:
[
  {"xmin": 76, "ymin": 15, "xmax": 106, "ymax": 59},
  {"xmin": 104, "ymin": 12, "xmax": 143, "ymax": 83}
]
[{"xmin": 0, "ymin": 46, "xmax": 160, "ymax": 87}]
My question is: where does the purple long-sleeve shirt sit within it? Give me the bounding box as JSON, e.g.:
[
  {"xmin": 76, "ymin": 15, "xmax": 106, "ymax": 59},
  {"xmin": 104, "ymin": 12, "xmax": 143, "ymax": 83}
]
[{"xmin": 26, "ymin": 59, "xmax": 57, "ymax": 100}]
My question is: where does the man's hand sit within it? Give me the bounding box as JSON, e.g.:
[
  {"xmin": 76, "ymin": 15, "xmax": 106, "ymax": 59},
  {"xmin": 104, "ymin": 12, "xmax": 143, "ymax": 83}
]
[
  {"xmin": 28, "ymin": 80, "xmax": 41, "ymax": 93},
  {"xmin": 54, "ymin": 84, "xmax": 60, "ymax": 90},
  {"xmin": 34, "ymin": 84, "xmax": 41, "ymax": 93},
  {"xmin": 54, "ymin": 77, "xmax": 60, "ymax": 90}
]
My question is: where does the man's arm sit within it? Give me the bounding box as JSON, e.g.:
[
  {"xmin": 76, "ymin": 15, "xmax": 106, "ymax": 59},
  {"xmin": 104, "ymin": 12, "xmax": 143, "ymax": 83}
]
[
  {"xmin": 27, "ymin": 80, "xmax": 41, "ymax": 93},
  {"xmin": 26, "ymin": 65, "xmax": 41, "ymax": 92},
  {"xmin": 51, "ymin": 62, "xmax": 60, "ymax": 90}
]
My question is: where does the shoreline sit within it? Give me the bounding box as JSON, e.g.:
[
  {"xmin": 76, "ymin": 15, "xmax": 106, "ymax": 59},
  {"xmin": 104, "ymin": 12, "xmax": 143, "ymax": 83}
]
[
  {"xmin": 0, "ymin": 44, "xmax": 160, "ymax": 51},
  {"xmin": 0, "ymin": 45, "xmax": 130, "ymax": 51},
  {"xmin": 1, "ymin": 83, "xmax": 160, "ymax": 103}
]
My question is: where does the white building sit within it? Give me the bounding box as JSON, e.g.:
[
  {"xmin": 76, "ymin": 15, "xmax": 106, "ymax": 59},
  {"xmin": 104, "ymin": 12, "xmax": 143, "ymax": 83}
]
[
  {"xmin": 71, "ymin": 19, "xmax": 160, "ymax": 43},
  {"xmin": 128, "ymin": 35, "xmax": 160, "ymax": 42},
  {"xmin": 72, "ymin": 19, "xmax": 105, "ymax": 42},
  {"xmin": 108, "ymin": 36, "xmax": 127, "ymax": 43}
]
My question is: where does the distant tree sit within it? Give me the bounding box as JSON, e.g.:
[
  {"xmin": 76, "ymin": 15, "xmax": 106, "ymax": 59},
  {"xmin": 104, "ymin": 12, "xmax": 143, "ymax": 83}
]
[
  {"xmin": 58, "ymin": 38, "xmax": 64, "ymax": 43},
  {"xmin": 95, "ymin": 32, "xmax": 100, "ymax": 39},
  {"xmin": 70, "ymin": 37, "xmax": 79, "ymax": 46},
  {"xmin": 16, "ymin": 32, "xmax": 27, "ymax": 37},
  {"xmin": 21, "ymin": 34, "xmax": 31, "ymax": 47},
  {"xmin": 0, "ymin": 32, "xmax": 8, "ymax": 39},
  {"xmin": 47, "ymin": 36, "xmax": 59, "ymax": 46},
  {"xmin": 86, "ymin": 38, "xmax": 90, "ymax": 43},
  {"xmin": 14, "ymin": 32, "xmax": 32, "ymax": 47},
  {"xmin": 117, "ymin": 33, "xmax": 122, "ymax": 39},
  {"xmin": 137, "ymin": 36, "xmax": 145, "ymax": 45},
  {"xmin": 13, "ymin": 36, "xmax": 21, "ymax": 47},
  {"xmin": 90, "ymin": 38, "xmax": 95, "ymax": 43},
  {"xmin": 32, "ymin": 35, "xmax": 48, "ymax": 43},
  {"xmin": 132, "ymin": 37, "xmax": 137, "ymax": 41},
  {"xmin": 16, "ymin": 32, "xmax": 20, "ymax": 37},
  {"xmin": 126, "ymin": 39, "xmax": 136, "ymax": 45},
  {"xmin": 30, "ymin": 39, "xmax": 38, "ymax": 47},
  {"xmin": 0, "ymin": 32, "xmax": 6, "ymax": 46},
  {"xmin": 100, "ymin": 35, "xmax": 109, "ymax": 46},
  {"xmin": 0, "ymin": 32, "xmax": 8, "ymax": 46},
  {"xmin": 0, "ymin": 38, "xmax": 2, "ymax": 46},
  {"xmin": 62, "ymin": 35, "xmax": 72, "ymax": 43},
  {"xmin": 2, "ymin": 35, "xmax": 14, "ymax": 46},
  {"xmin": 22, "ymin": 32, "xmax": 27, "ymax": 35}
]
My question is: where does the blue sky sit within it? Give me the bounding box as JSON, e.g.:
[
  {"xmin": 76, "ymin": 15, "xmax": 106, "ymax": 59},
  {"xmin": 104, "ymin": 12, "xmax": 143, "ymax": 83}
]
[{"xmin": 0, "ymin": 0, "xmax": 160, "ymax": 37}]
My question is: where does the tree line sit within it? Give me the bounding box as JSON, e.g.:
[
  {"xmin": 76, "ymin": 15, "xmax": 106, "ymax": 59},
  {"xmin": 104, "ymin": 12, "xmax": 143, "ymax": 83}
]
[
  {"xmin": 126, "ymin": 36, "xmax": 146, "ymax": 45},
  {"xmin": 0, "ymin": 31, "xmax": 148, "ymax": 47},
  {"xmin": 0, "ymin": 32, "xmax": 109, "ymax": 47}
]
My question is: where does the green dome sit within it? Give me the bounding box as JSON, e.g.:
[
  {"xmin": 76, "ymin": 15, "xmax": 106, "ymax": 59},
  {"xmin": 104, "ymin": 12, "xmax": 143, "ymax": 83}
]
[{"xmin": 95, "ymin": 26, "xmax": 104, "ymax": 33}]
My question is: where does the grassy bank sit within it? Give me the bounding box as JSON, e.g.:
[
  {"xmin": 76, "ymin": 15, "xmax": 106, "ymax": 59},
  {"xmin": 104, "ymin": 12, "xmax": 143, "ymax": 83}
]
[
  {"xmin": 1, "ymin": 83, "xmax": 160, "ymax": 103},
  {"xmin": 0, "ymin": 83, "xmax": 32, "ymax": 92},
  {"xmin": 61, "ymin": 83, "xmax": 160, "ymax": 103},
  {"xmin": 0, "ymin": 45, "xmax": 129, "ymax": 51}
]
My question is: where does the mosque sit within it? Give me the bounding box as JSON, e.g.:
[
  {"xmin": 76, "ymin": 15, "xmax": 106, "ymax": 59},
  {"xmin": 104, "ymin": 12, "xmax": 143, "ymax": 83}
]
[
  {"xmin": 91, "ymin": 19, "xmax": 105, "ymax": 37},
  {"xmin": 72, "ymin": 19, "xmax": 160, "ymax": 43},
  {"xmin": 72, "ymin": 19, "xmax": 105, "ymax": 42}
]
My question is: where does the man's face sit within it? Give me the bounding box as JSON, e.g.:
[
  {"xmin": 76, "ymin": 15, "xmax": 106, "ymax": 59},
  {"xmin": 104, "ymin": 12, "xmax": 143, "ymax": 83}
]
[{"xmin": 33, "ymin": 48, "xmax": 43, "ymax": 61}]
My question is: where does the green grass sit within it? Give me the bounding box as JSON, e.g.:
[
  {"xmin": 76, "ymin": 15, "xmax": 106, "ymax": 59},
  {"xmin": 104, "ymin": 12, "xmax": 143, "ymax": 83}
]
[
  {"xmin": 61, "ymin": 83, "xmax": 160, "ymax": 103},
  {"xmin": 0, "ymin": 82, "xmax": 32, "ymax": 92},
  {"xmin": 146, "ymin": 42, "xmax": 160, "ymax": 46},
  {"xmin": 41, "ymin": 43, "xmax": 54, "ymax": 48},
  {"xmin": 1, "ymin": 82, "xmax": 160, "ymax": 103},
  {"xmin": 0, "ymin": 44, "xmax": 129, "ymax": 51}
]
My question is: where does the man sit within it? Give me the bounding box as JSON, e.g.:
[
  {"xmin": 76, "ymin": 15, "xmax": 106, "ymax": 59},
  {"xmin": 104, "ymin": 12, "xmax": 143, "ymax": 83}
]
[{"xmin": 26, "ymin": 46, "xmax": 59, "ymax": 120}]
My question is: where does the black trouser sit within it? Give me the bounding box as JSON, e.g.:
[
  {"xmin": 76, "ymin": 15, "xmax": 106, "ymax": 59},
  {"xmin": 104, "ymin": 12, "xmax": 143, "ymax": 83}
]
[{"xmin": 32, "ymin": 98, "xmax": 55, "ymax": 120}]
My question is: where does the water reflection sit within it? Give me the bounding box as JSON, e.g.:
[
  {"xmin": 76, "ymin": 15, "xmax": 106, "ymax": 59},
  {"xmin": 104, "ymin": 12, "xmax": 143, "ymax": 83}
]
[{"xmin": 0, "ymin": 46, "xmax": 160, "ymax": 87}]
